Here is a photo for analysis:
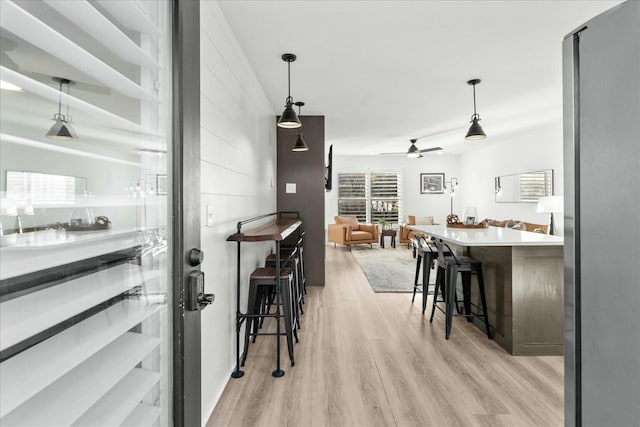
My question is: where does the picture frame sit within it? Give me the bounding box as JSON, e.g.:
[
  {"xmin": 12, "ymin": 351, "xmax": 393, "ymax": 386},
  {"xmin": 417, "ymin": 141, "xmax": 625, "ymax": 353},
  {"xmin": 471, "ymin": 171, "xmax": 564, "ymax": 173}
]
[{"xmin": 420, "ymin": 173, "xmax": 445, "ymax": 194}]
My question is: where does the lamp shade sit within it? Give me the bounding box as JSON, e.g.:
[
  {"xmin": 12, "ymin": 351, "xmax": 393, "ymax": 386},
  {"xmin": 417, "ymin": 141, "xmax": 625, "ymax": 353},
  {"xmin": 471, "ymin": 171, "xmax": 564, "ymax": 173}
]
[
  {"xmin": 536, "ymin": 196, "xmax": 564, "ymax": 213},
  {"xmin": 46, "ymin": 114, "xmax": 78, "ymax": 140},
  {"xmin": 465, "ymin": 117, "xmax": 486, "ymax": 140},
  {"xmin": 292, "ymin": 133, "xmax": 308, "ymax": 151},
  {"xmin": 278, "ymin": 101, "xmax": 301, "ymax": 128}
]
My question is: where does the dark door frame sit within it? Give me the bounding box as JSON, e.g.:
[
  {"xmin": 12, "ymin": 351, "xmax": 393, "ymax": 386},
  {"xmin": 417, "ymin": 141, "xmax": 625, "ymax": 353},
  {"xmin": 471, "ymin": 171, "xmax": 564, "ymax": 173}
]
[{"xmin": 172, "ymin": 1, "xmax": 201, "ymax": 426}]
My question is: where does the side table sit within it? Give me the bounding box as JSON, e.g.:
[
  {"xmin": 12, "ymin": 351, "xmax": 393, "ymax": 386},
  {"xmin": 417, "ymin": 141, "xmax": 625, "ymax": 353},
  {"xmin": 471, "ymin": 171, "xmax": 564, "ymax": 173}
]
[{"xmin": 380, "ymin": 228, "xmax": 397, "ymax": 248}]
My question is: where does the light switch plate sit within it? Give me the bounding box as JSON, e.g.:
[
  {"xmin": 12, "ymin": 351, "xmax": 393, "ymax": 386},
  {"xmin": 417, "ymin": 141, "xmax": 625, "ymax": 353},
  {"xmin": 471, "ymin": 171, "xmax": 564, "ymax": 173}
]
[
  {"xmin": 286, "ymin": 183, "xmax": 296, "ymax": 193},
  {"xmin": 206, "ymin": 205, "xmax": 214, "ymax": 226}
]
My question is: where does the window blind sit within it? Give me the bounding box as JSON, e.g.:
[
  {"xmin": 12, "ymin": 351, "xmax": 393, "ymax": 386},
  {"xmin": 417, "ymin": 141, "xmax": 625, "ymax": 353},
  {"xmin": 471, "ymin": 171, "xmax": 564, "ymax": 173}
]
[
  {"xmin": 337, "ymin": 173, "xmax": 367, "ymax": 222},
  {"xmin": 337, "ymin": 171, "xmax": 402, "ymax": 224}
]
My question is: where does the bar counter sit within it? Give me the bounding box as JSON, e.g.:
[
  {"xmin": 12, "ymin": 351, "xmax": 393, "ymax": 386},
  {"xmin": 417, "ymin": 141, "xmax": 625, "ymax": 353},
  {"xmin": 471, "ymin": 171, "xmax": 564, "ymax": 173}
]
[{"xmin": 410, "ymin": 225, "xmax": 564, "ymax": 356}]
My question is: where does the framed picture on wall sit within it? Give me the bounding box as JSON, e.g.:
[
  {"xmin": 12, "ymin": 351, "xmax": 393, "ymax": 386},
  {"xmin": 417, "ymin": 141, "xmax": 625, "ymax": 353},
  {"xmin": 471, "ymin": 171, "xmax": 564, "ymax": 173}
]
[{"xmin": 420, "ymin": 173, "xmax": 445, "ymax": 194}]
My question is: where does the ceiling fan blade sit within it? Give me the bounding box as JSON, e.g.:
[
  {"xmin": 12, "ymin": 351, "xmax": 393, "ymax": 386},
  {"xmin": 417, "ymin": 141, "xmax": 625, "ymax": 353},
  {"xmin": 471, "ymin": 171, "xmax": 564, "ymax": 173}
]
[
  {"xmin": 418, "ymin": 146, "xmax": 443, "ymax": 153},
  {"xmin": 379, "ymin": 152, "xmax": 406, "ymax": 155}
]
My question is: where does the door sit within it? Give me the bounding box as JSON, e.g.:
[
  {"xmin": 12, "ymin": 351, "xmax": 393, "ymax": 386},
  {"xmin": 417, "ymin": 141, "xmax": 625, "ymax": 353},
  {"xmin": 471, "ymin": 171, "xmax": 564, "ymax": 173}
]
[
  {"xmin": 0, "ymin": 1, "xmax": 203, "ymax": 425},
  {"xmin": 563, "ymin": 1, "xmax": 640, "ymax": 426}
]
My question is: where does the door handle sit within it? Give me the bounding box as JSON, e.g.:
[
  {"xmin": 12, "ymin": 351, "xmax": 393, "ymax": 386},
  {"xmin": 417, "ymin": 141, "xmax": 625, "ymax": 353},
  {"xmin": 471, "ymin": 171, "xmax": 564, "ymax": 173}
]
[{"xmin": 187, "ymin": 271, "xmax": 214, "ymax": 311}]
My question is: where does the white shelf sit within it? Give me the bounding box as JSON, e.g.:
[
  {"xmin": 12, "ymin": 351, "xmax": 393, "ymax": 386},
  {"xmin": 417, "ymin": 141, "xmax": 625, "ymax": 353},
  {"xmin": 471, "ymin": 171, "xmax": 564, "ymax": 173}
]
[
  {"xmin": 71, "ymin": 368, "xmax": 161, "ymax": 427},
  {"xmin": 0, "ymin": 332, "xmax": 160, "ymax": 426},
  {"xmin": 0, "ymin": 263, "xmax": 160, "ymax": 350},
  {"xmin": 121, "ymin": 403, "xmax": 162, "ymax": 427},
  {"xmin": 43, "ymin": 0, "xmax": 160, "ymax": 70},
  {"xmin": 0, "ymin": 1, "xmax": 159, "ymax": 102},
  {"xmin": 0, "ymin": 300, "xmax": 162, "ymax": 417}
]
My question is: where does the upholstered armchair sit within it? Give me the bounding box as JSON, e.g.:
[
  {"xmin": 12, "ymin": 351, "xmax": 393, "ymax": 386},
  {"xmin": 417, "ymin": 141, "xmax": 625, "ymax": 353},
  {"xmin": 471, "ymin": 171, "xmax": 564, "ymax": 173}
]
[
  {"xmin": 399, "ymin": 215, "xmax": 417, "ymax": 248},
  {"xmin": 328, "ymin": 215, "xmax": 379, "ymax": 249}
]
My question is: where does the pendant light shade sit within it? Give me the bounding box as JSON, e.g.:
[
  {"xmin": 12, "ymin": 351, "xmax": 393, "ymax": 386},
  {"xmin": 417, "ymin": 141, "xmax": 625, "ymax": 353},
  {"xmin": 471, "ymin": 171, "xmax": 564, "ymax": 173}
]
[
  {"xmin": 46, "ymin": 77, "xmax": 79, "ymax": 140},
  {"xmin": 277, "ymin": 53, "xmax": 301, "ymax": 129},
  {"xmin": 465, "ymin": 79, "xmax": 486, "ymax": 140},
  {"xmin": 292, "ymin": 133, "xmax": 308, "ymax": 151},
  {"xmin": 291, "ymin": 101, "xmax": 309, "ymax": 152},
  {"xmin": 46, "ymin": 114, "xmax": 78, "ymax": 140}
]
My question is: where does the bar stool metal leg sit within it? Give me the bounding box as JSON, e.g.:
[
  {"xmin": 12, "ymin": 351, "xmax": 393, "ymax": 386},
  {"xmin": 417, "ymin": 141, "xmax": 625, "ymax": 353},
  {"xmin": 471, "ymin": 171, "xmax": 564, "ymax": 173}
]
[{"xmin": 412, "ymin": 251, "xmax": 422, "ymax": 303}]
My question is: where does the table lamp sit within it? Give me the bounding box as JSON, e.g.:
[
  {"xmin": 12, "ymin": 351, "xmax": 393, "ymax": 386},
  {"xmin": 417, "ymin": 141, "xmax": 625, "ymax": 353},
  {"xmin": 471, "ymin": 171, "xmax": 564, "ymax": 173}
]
[{"xmin": 536, "ymin": 196, "xmax": 564, "ymax": 235}]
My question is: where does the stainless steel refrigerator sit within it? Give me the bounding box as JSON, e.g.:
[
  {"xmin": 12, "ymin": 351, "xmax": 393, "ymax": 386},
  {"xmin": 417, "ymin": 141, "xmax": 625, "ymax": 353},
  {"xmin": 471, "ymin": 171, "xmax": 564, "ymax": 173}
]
[{"xmin": 563, "ymin": 1, "xmax": 640, "ymax": 426}]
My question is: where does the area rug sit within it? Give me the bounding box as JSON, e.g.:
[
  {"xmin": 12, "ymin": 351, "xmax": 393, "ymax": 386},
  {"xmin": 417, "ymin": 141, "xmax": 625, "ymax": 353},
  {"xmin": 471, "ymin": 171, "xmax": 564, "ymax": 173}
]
[{"xmin": 350, "ymin": 246, "xmax": 417, "ymax": 293}]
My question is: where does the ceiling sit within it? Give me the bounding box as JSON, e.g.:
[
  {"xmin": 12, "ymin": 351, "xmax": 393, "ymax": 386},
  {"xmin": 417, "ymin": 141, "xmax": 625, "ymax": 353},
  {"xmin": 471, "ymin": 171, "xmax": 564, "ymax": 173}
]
[{"xmin": 218, "ymin": 0, "xmax": 622, "ymax": 156}]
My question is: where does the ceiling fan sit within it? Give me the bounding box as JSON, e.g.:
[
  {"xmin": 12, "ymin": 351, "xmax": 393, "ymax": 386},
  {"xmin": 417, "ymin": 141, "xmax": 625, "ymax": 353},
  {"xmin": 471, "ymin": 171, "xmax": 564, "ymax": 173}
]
[{"xmin": 380, "ymin": 139, "xmax": 443, "ymax": 158}]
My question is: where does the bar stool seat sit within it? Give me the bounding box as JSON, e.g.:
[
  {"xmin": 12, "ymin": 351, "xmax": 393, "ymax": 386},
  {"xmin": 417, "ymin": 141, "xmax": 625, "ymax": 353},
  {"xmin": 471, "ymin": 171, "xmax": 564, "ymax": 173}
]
[
  {"xmin": 429, "ymin": 240, "xmax": 492, "ymax": 340},
  {"xmin": 241, "ymin": 266, "xmax": 296, "ymax": 368}
]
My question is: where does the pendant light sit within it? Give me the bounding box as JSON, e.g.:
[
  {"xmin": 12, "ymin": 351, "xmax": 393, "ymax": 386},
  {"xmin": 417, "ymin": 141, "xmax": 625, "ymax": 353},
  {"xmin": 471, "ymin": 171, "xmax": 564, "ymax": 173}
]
[
  {"xmin": 46, "ymin": 77, "xmax": 79, "ymax": 140},
  {"xmin": 464, "ymin": 79, "xmax": 486, "ymax": 140},
  {"xmin": 292, "ymin": 101, "xmax": 309, "ymax": 152},
  {"xmin": 277, "ymin": 53, "xmax": 301, "ymax": 129}
]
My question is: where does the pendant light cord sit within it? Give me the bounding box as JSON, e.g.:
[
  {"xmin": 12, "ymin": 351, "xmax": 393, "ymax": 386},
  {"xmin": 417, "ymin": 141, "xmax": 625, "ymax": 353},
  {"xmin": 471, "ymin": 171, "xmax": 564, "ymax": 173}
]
[
  {"xmin": 287, "ymin": 61, "xmax": 293, "ymax": 104},
  {"xmin": 57, "ymin": 80, "xmax": 63, "ymax": 117},
  {"xmin": 65, "ymin": 81, "xmax": 70, "ymax": 120},
  {"xmin": 472, "ymin": 83, "xmax": 478, "ymax": 119}
]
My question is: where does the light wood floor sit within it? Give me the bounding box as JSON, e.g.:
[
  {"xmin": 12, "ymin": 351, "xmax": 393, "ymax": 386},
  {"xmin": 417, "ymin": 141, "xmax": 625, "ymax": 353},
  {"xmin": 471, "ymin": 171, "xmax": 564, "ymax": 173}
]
[{"xmin": 207, "ymin": 246, "xmax": 564, "ymax": 427}]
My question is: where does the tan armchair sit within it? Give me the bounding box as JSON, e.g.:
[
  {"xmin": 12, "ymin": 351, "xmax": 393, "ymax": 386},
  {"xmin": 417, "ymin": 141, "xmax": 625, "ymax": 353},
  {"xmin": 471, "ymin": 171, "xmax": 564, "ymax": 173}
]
[
  {"xmin": 328, "ymin": 215, "xmax": 379, "ymax": 249},
  {"xmin": 398, "ymin": 215, "xmax": 417, "ymax": 247}
]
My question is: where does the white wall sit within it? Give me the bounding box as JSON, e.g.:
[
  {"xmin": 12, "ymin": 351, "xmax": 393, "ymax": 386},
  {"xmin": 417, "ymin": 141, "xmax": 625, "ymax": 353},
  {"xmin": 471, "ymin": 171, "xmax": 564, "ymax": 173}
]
[
  {"xmin": 457, "ymin": 118, "xmax": 564, "ymax": 228},
  {"xmin": 199, "ymin": 2, "xmax": 277, "ymax": 424},
  {"xmin": 325, "ymin": 153, "xmax": 461, "ymax": 229}
]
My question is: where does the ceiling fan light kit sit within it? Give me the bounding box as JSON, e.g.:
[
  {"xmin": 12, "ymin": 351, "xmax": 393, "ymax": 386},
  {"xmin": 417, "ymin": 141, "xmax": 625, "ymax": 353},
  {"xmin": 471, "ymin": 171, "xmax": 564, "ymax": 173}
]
[
  {"xmin": 465, "ymin": 78, "xmax": 486, "ymax": 140},
  {"xmin": 45, "ymin": 77, "xmax": 79, "ymax": 141},
  {"xmin": 380, "ymin": 138, "xmax": 443, "ymax": 157},
  {"xmin": 277, "ymin": 53, "xmax": 302, "ymax": 129}
]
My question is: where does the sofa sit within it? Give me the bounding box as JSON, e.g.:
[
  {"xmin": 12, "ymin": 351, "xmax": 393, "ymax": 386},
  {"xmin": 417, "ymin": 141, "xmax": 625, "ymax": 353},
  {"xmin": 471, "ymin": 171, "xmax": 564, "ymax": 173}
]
[
  {"xmin": 328, "ymin": 215, "xmax": 379, "ymax": 249},
  {"xmin": 487, "ymin": 219, "xmax": 549, "ymax": 234}
]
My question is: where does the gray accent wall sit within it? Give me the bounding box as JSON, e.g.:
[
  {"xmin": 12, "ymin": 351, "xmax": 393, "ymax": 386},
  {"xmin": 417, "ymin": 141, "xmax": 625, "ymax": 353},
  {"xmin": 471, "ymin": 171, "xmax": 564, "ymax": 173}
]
[{"xmin": 277, "ymin": 116, "xmax": 326, "ymax": 286}]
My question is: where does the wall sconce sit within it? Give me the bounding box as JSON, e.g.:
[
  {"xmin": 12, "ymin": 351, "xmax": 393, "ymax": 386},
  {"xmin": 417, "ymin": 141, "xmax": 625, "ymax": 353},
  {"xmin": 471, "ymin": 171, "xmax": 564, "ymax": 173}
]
[{"xmin": 444, "ymin": 177, "xmax": 459, "ymax": 214}]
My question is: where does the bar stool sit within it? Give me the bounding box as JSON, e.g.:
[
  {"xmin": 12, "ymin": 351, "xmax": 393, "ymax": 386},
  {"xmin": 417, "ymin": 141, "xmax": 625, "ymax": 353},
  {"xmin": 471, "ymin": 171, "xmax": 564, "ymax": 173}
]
[
  {"xmin": 240, "ymin": 266, "xmax": 296, "ymax": 368},
  {"xmin": 429, "ymin": 240, "xmax": 492, "ymax": 340},
  {"xmin": 282, "ymin": 232, "xmax": 306, "ymax": 298},
  {"xmin": 265, "ymin": 247, "xmax": 303, "ymax": 328},
  {"xmin": 411, "ymin": 234, "xmax": 450, "ymax": 314}
]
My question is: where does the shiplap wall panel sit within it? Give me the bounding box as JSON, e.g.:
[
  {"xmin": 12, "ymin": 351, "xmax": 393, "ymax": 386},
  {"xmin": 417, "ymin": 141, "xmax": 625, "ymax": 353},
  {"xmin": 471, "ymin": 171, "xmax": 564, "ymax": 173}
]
[{"xmin": 199, "ymin": 1, "xmax": 277, "ymax": 424}]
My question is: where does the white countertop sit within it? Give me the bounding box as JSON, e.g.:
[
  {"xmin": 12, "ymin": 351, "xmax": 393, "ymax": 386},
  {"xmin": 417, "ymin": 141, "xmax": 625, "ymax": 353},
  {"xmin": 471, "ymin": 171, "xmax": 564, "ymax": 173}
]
[
  {"xmin": 0, "ymin": 228, "xmax": 145, "ymax": 280},
  {"xmin": 408, "ymin": 224, "xmax": 564, "ymax": 247}
]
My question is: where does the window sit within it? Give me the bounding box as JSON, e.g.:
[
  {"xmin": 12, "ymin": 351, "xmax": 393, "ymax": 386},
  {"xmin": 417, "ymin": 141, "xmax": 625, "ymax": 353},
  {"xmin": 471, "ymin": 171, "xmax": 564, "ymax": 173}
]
[
  {"xmin": 338, "ymin": 171, "xmax": 403, "ymax": 224},
  {"xmin": 337, "ymin": 173, "xmax": 367, "ymax": 222}
]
